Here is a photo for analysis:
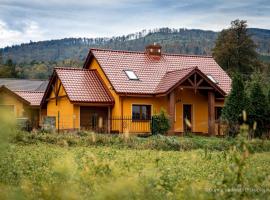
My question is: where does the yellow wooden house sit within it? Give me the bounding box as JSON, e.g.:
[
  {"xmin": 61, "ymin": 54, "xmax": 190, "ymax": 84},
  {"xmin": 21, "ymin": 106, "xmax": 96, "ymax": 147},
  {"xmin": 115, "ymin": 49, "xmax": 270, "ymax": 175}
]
[
  {"xmin": 42, "ymin": 44, "xmax": 231, "ymax": 135},
  {"xmin": 0, "ymin": 85, "xmax": 44, "ymax": 128}
]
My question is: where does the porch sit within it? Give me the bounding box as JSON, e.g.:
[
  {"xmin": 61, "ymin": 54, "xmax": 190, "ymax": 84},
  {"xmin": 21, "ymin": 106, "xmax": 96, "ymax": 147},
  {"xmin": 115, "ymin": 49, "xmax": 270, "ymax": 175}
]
[{"xmin": 165, "ymin": 68, "xmax": 226, "ymax": 135}]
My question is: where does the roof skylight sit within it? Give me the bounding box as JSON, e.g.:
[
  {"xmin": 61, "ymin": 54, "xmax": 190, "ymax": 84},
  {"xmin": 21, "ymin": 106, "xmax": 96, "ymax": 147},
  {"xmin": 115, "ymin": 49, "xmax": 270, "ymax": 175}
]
[
  {"xmin": 207, "ymin": 74, "xmax": 218, "ymax": 84},
  {"xmin": 124, "ymin": 70, "xmax": 139, "ymax": 80}
]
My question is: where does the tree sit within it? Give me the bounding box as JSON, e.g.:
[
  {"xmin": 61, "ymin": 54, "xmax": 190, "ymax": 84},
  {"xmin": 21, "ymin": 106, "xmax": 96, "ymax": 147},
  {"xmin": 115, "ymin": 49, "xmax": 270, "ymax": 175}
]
[
  {"xmin": 213, "ymin": 19, "xmax": 258, "ymax": 75},
  {"xmin": 222, "ymin": 73, "xmax": 248, "ymax": 136},
  {"xmin": 267, "ymin": 87, "xmax": 270, "ymax": 126},
  {"xmin": 5, "ymin": 59, "xmax": 17, "ymax": 78},
  {"xmin": 248, "ymin": 80, "xmax": 268, "ymax": 137},
  {"xmin": 268, "ymin": 87, "xmax": 270, "ymax": 107}
]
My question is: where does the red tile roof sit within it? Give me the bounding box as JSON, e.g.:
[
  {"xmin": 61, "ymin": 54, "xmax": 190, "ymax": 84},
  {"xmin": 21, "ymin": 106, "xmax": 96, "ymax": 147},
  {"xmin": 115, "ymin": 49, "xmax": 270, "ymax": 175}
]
[
  {"xmin": 155, "ymin": 67, "xmax": 196, "ymax": 94},
  {"xmin": 14, "ymin": 91, "xmax": 44, "ymax": 106},
  {"xmin": 86, "ymin": 49, "xmax": 231, "ymax": 95},
  {"xmin": 54, "ymin": 68, "xmax": 114, "ymax": 103}
]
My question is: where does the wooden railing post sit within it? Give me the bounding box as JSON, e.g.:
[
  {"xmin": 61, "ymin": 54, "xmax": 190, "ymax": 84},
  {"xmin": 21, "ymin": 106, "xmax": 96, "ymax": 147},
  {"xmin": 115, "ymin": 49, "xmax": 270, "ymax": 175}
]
[
  {"xmin": 108, "ymin": 106, "xmax": 111, "ymax": 134},
  {"xmin": 208, "ymin": 91, "xmax": 215, "ymax": 135},
  {"xmin": 168, "ymin": 90, "xmax": 175, "ymax": 134}
]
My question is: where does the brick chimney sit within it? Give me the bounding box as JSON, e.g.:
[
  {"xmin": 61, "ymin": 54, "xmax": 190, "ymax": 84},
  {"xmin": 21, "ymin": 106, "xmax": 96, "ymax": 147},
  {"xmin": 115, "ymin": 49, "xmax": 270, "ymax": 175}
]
[{"xmin": 145, "ymin": 43, "xmax": 162, "ymax": 56}]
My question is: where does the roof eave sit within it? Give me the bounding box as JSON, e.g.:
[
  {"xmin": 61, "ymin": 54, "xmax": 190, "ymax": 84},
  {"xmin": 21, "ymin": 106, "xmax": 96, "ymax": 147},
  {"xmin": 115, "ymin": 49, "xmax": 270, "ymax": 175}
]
[{"xmin": 71, "ymin": 101, "xmax": 114, "ymax": 106}]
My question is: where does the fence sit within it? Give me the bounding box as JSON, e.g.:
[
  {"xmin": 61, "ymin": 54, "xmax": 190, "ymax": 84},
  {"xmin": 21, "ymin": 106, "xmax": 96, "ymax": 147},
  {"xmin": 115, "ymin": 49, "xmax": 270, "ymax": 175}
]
[
  {"xmin": 41, "ymin": 113, "xmax": 235, "ymax": 136},
  {"xmin": 109, "ymin": 116, "xmax": 151, "ymax": 134},
  {"xmin": 42, "ymin": 112, "xmax": 78, "ymax": 132},
  {"xmin": 42, "ymin": 114, "xmax": 152, "ymax": 134}
]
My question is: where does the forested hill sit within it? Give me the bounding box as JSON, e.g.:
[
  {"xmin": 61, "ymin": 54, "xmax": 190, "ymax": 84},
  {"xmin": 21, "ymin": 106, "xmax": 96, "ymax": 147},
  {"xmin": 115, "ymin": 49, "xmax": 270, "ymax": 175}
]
[{"xmin": 2, "ymin": 28, "xmax": 270, "ymax": 64}]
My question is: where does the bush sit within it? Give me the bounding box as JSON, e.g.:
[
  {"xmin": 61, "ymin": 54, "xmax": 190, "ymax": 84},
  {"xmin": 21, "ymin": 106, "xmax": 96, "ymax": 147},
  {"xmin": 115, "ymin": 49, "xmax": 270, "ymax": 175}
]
[{"xmin": 151, "ymin": 109, "xmax": 171, "ymax": 135}]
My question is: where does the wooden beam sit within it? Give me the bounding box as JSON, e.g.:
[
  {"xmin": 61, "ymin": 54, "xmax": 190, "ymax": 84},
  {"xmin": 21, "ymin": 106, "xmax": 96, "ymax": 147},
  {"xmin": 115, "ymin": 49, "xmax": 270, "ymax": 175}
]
[
  {"xmin": 51, "ymin": 83, "xmax": 58, "ymax": 105},
  {"xmin": 197, "ymin": 87, "xmax": 214, "ymax": 90},
  {"xmin": 56, "ymin": 82, "xmax": 62, "ymax": 97},
  {"xmin": 188, "ymin": 78, "xmax": 195, "ymax": 87},
  {"xmin": 216, "ymin": 98, "xmax": 225, "ymax": 101},
  {"xmin": 168, "ymin": 90, "xmax": 175, "ymax": 133},
  {"xmin": 46, "ymin": 95, "xmax": 68, "ymax": 101},
  {"xmin": 121, "ymin": 96, "xmax": 124, "ymax": 133},
  {"xmin": 180, "ymin": 86, "xmax": 214, "ymax": 90},
  {"xmin": 51, "ymin": 84, "xmax": 56, "ymax": 96},
  {"xmin": 194, "ymin": 73, "xmax": 197, "ymax": 94},
  {"xmin": 208, "ymin": 91, "xmax": 215, "ymax": 135},
  {"xmin": 179, "ymin": 86, "xmax": 194, "ymax": 89},
  {"xmin": 55, "ymin": 82, "xmax": 62, "ymax": 105},
  {"xmin": 108, "ymin": 106, "xmax": 111, "ymax": 134},
  {"xmin": 196, "ymin": 79, "xmax": 204, "ymax": 87}
]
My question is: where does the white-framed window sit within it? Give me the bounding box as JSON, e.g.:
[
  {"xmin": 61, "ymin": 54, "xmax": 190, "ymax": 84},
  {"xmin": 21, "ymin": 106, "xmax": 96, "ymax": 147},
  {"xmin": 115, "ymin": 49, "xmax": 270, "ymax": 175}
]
[{"xmin": 124, "ymin": 70, "xmax": 139, "ymax": 80}]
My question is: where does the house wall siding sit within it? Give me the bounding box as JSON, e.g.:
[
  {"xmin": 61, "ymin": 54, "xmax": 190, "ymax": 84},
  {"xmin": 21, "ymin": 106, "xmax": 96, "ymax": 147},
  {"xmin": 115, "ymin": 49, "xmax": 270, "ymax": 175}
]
[
  {"xmin": 47, "ymin": 78, "xmax": 78, "ymax": 129},
  {"xmin": 0, "ymin": 90, "xmax": 27, "ymax": 118},
  {"xmin": 175, "ymin": 89, "xmax": 209, "ymax": 133}
]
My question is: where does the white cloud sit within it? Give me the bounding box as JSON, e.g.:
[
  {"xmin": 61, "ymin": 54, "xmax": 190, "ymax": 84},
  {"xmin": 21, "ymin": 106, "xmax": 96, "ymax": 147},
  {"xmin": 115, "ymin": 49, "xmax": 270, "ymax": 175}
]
[
  {"xmin": 0, "ymin": 20, "xmax": 44, "ymax": 47},
  {"xmin": 0, "ymin": 0, "xmax": 269, "ymax": 47}
]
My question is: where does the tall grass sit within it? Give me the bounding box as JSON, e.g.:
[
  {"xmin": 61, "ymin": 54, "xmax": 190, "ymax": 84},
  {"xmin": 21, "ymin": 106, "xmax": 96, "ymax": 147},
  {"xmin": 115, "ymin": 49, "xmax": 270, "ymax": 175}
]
[
  {"xmin": 13, "ymin": 131, "xmax": 270, "ymax": 152},
  {"xmin": 0, "ymin": 114, "xmax": 270, "ymax": 199},
  {"xmin": 0, "ymin": 144, "xmax": 269, "ymax": 199}
]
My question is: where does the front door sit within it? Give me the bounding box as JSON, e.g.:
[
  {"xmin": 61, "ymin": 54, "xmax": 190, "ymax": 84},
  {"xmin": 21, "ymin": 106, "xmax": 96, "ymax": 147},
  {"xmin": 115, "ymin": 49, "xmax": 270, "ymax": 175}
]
[{"xmin": 183, "ymin": 104, "xmax": 192, "ymax": 132}]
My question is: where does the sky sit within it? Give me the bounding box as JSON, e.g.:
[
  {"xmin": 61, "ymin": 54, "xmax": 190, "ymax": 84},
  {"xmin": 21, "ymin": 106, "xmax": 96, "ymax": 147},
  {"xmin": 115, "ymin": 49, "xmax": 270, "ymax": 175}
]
[{"xmin": 0, "ymin": 0, "xmax": 270, "ymax": 47}]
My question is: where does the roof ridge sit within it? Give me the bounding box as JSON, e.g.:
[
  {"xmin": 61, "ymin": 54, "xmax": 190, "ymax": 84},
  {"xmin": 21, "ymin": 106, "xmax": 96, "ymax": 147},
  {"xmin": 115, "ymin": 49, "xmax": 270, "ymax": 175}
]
[
  {"xmin": 165, "ymin": 67, "xmax": 197, "ymax": 74},
  {"xmin": 163, "ymin": 52, "xmax": 213, "ymax": 58},
  {"xmin": 90, "ymin": 48, "xmax": 213, "ymax": 58},
  {"xmin": 90, "ymin": 48, "xmax": 146, "ymax": 55}
]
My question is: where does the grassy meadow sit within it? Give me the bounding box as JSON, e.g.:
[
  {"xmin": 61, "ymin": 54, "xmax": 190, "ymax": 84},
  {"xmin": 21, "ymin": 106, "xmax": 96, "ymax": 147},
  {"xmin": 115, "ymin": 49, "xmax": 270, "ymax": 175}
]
[{"xmin": 0, "ymin": 131, "xmax": 270, "ymax": 200}]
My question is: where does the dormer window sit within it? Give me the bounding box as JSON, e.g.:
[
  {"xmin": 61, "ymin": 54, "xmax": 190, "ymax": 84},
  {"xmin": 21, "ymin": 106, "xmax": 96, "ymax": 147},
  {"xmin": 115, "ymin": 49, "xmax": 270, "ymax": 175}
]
[
  {"xmin": 124, "ymin": 70, "xmax": 139, "ymax": 80},
  {"xmin": 207, "ymin": 74, "xmax": 218, "ymax": 84}
]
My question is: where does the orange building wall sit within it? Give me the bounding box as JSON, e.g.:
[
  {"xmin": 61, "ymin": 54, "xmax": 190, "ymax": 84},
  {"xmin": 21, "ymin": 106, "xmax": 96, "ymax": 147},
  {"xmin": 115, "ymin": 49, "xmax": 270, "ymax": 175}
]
[
  {"xmin": 0, "ymin": 90, "xmax": 27, "ymax": 118},
  {"xmin": 121, "ymin": 96, "xmax": 167, "ymax": 133},
  {"xmin": 47, "ymin": 78, "xmax": 79, "ymax": 129},
  {"xmin": 0, "ymin": 90, "xmax": 41, "ymax": 128},
  {"xmin": 174, "ymin": 89, "xmax": 208, "ymax": 133}
]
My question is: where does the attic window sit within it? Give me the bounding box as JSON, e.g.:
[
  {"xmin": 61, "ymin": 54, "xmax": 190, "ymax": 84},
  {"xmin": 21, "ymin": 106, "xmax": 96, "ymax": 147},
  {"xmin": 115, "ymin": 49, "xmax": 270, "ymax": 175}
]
[
  {"xmin": 207, "ymin": 74, "xmax": 218, "ymax": 84},
  {"xmin": 124, "ymin": 70, "xmax": 139, "ymax": 80}
]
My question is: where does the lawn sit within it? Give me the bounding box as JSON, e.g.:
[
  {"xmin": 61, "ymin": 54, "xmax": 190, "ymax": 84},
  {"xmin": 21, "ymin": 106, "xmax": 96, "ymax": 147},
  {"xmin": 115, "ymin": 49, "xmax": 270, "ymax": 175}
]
[{"xmin": 0, "ymin": 133, "xmax": 270, "ymax": 199}]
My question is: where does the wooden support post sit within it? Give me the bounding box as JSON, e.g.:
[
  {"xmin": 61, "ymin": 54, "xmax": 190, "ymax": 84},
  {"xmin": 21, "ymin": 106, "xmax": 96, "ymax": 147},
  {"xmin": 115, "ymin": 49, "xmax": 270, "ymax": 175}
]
[
  {"xmin": 121, "ymin": 97, "xmax": 124, "ymax": 133},
  {"xmin": 78, "ymin": 106, "xmax": 80, "ymax": 131},
  {"xmin": 168, "ymin": 90, "xmax": 175, "ymax": 134},
  {"xmin": 57, "ymin": 111, "xmax": 60, "ymax": 133},
  {"xmin": 108, "ymin": 106, "xmax": 111, "ymax": 134},
  {"xmin": 208, "ymin": 91, "xmax": 215, "ymax": 135}
]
